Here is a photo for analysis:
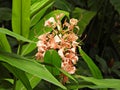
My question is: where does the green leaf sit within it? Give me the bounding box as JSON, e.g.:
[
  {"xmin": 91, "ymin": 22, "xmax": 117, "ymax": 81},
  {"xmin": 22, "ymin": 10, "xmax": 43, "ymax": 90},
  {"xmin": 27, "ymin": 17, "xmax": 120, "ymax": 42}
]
[
  {"xmin": 72, "ymin": 8, "xmax": 96, "ymax": 35},
  {"xmin": 0, "ymin": 28, "xmax": 35, "ymax": 43},
  {"xmin": 30, "ymin": 0, "xmax": 54, "ymax": 17},
  {"xmin": 0, "ymin": 8, "xmax": 11, "ymax": 22},
  {"xmin": 79, "ymin": 75, "xmax": 120, "ymax": 89},
  {"xmin": 0, "ymin": 78, "xmax": 12, "ymax": 90},
  {"xmin": 21, "ymin": 10, "xmax": 69, "ymax": 56},
  {"xmin": 4, "ymin": 79, "xmax": 14, "ymax": 84},
  {"xmin": 3, "ymin": 63, "xmax": 32, "ymax": 90},
  {"xmin": 62, "ymin": 83, "xmax": 105, "ymax": 90},
  {"xmin": 54, "ymin": 0, "xmax": 73, "ymax": 12},
  {"xmin": 31, "ymin": 0, "xmax": 38, "ymax": 5},
  {"xmin": 0, "ymin": 51, "xmax": 66, "ymax": 89},
  {"xmin": 64, "ymin": 75, "xmax": 120, "ymax": 90},
  {"xmin": 16, "ymin": 74, "xmax": 41, "ymax": 90},
  {"xmin": 31, "ymin": 2, "xmax": 54, "ymax": 27},
  {"xmin": 0, "ymin": 33, "xmax": 11, "ymax": 52},
  {"xmin": 44, "ymin": 49, "xmax": 61, "ymax": 76},
  {"xmin": 12, "ymin": 0, "xmax": 30, "ymax": 38},
  {"xmin": 56, "ymin": 67, "xmax": 77, "ymax": 82},
  {"xmin": 78, "ymin": 47, "xmax": 103, "ymax": 79},
  {"xmin": 110, "ymin": 0, "xmax": 120, "ymax": 13},
  {"xmin": 95, "ymin": 55, "xmax": 108, "ymax": 74},
  {"xmin": 30, "ymin": 10, "xmax": 69, "ymax": 40}
]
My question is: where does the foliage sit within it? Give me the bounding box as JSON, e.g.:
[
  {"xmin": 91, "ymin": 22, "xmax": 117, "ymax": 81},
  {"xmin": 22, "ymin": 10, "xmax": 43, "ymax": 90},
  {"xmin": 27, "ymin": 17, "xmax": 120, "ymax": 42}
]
[{"xmin": 0, "ymin": 0, "xmax": 120, "ymax": 90}]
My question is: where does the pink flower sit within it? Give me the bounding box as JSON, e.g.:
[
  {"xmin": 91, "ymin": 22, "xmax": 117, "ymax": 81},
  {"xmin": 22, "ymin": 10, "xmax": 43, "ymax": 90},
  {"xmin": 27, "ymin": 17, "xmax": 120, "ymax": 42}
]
[
  {"xmin": 38, "ymin": 33, "xmax": 48, "ymax": 41},
  {"xmin": 58, "ymin": 48, "xmax": 65, "ymax": 59},
  {"xmin": 56, "ymin": 13, "xmax": 64, "ymax": 20},
  {"xmin": 44, "ymin": 17, "xmax": 56, "ymax": 27},
  {"xmin": 60, "ymin": 38, "xmax": 71, "ymax": 48},
  {"xmin": 65, "ymin": 51, "xmax": 78, "ymax": 64},
  {"xmin": 71, "ymin": 56, "xmax": 78, "ymax": 64},
  {"xmin": 72, "ymin": 41, "xmax": 79, "ymax": 47},
  {"xmin": 36, "ymin": 15, "xmax": 80, "ymax": 83},
  {"xmin": 70, "ymin": 18, "xmax": 78, "ymax": 26},
  {"xmin": 61, "ymin": 60, "xmax": 76, "ymax": 74},
  {"xmin": 37, "ymin": 41, "xmax": 45, "ymax": 47},
  {"xmin": 35, "ymin": 52, "xmax": 44, "ymax": 60},
  {"xmin": 54, "ymin": 35, "xmax": 61, "ymax": 43},
  {"xmin": 48, "ymin": 38, "xmax": 59, "ymax": 49}
]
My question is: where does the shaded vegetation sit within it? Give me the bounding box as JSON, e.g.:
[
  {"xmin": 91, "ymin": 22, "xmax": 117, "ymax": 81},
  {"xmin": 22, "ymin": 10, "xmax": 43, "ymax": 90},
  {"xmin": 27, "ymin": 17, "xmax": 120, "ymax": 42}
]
[{"xmin": 0, "ymin": 0, "xmax": 120, "ymax": 90}]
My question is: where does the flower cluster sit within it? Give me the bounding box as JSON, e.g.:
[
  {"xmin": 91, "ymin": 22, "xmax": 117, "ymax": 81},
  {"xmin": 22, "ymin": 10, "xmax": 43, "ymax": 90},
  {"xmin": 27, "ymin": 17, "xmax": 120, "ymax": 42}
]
[{"xmin": 36, "ymin": 14, "xmax": 79, "ymax": 82}]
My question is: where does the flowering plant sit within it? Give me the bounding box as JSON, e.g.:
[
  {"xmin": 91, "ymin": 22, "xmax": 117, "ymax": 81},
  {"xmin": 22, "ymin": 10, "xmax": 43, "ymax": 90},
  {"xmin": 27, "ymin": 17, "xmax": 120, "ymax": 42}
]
[{"xmin": 36, "ymin": 13, "xmax": 79, "ymax": 83}]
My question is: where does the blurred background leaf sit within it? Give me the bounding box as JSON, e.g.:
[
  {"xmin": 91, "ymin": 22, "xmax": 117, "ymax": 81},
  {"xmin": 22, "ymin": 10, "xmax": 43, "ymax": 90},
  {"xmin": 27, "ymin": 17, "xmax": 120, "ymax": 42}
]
[
  {"xmin": 110, "ymin": 0, "xmax": 120, "ymax": 13},
  {"xmin": 0, "ymin": 8, "xmax": 11, "ymax": 22},
  {"xmin": 72, "ymin": 7, "xmax": 96, "ymax": 35}
]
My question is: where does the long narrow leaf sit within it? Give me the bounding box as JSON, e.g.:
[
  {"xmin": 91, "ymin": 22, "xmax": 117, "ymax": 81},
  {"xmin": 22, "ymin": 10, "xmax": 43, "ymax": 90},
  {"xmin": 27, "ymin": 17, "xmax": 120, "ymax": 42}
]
[
  {"xmin": 0, "ymin": 28, "xmax": 35, "ymax": 43},
  {"xmin": 12, "ymin": 0, "xmax": 30, "ymax": 38},
  {"xmin": 3, "ymin": 63, "xmax": 32, "ymax": 90},
  {"xmin": 78, "ymin": 47, "xmax": 103, "ymax": 79},
  {"xmin": 56, "ymin": 67, "xmax": 77, "ymax": 82},
  {"xmin": 15, "ymin": 74, "xmax": 41, "ymax": 90},
  {"xmin": 0, "ymin": 51, "xmax": 66, "ymax": 89},
  {"xmin": 30, "ymin": 0, "xmax": 54, "ymax": 17},
  {"xmin": 78, "ymin": 75, "xmax": 120, "ymax": 89},
  {"xmin": 44, "ymin": 49, "xmax": 61, "ymax": 76},
  {"xmin": 0, "ymin": 33, "xmax": 11, "ymax": 52},
  {"xmin": 31, "ymin": 2, "xmax": 54, "ymax": 27}
]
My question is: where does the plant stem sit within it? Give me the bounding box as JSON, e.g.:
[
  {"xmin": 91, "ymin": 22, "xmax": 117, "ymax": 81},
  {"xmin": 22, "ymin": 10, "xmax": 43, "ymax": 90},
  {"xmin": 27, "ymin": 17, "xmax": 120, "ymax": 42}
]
[
  {"xmin": 13, "ymin": 76, "xmax": 17, "ymax": 90},
  {"xmin": 13, "ymin": 41, "xmax": 22, "ymax": 90}
]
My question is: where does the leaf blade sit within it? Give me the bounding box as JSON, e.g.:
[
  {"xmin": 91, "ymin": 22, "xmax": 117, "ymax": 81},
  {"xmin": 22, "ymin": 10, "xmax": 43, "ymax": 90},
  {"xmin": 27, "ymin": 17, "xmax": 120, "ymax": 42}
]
[
  {"xmin": 15, "ymin": 74, "xmax": 41, "ymax": 90},
  {"xmin": 72, "ymin": 8, "xmax": 96, "ymax": 35},
  {"xmin": 78, "ymin": 47, "xmax": 103, "ymax": 79},
  {"xmin": 0, "ymin": 51, "xmax": 66, "ymax": 89},
  {"xmin": 0, "ymin": 33, "xmax": 11, "ymax": 52},
  {"xmin": 3, "ymin": 63, "xmax": 32, "ymax": 90},
  {"xmin": 44, "ymin": 50, "xmax": 61, "ymax": 76},
  {"xmin": 0, "ymin": 28, "xmax": 35, "ymax": 43},
  {"xmin": 79, "ymin": 75, "xmax": 120, "ymax": 89},
  {"xmin": 12, "ymin": 0, "xmax": 30, "ymax": 38}
]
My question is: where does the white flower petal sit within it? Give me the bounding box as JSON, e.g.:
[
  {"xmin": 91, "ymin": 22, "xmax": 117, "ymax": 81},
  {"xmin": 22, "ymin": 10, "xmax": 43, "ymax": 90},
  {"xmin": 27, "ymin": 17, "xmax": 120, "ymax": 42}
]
[
  {"xmin": 58, "ymin": 49, "xmax": 64, "ymax": 58},
  {"xmin": 68, "ymin": 66, "xmax": 76, "ymax": 74},
  {"xmin": 54, "ymin": 35, "xmax": 61, "ymax": 42}
]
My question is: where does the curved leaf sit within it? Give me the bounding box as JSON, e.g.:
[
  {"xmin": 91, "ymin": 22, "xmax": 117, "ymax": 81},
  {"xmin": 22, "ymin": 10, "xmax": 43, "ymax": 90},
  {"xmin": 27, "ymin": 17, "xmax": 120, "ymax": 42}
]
[
  {"xmin": 31, "ymin": 2, "xmax": 54, "ymax": 27},
  {"xmin": 0, "ymin": 28, "xmax": 35, "ymax": 43},
  {"xmin": 12, "ymin": 0, "xmax": 30, "ymax": 38},
  {"xmin": 0, "ymin": 51, "xmax": 66, "ymax": 89},
  {"xmin": 78, "ymin": 47, "xmax": 103, "ymax": 79},
  {"xmin": 79, "ymin": 75, "xmax": 120, "ymax": 89},
  {"xmin": 15, "ymin": 74, "xmax": 41, "ymax": 90},
  {"xmin": 54, "ymin": 0, "xmax": 73, "ymax": 12},
  {"xmin": 44, "ymin": 49, "xmax": 61, "ymax": 76},
  {"xmin": 30, "ymin": 0, "xmax": 54, "ymax": 17},
  {"xmin": 0, "ymin": 33, "xmax": 11, "ymax": 52},
  {"xmin": 3, "ymin": 63, "xmax": 32, "ymax": 90}
]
